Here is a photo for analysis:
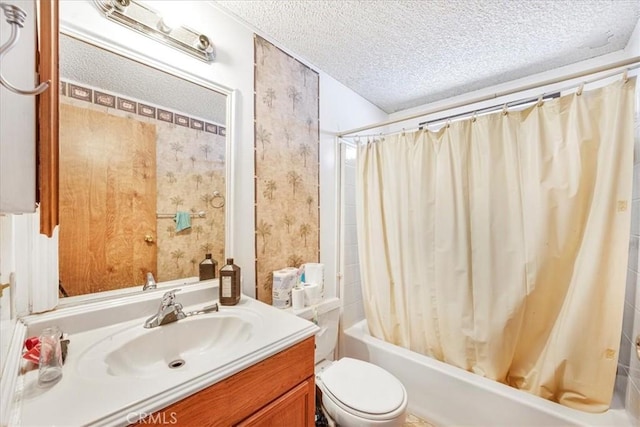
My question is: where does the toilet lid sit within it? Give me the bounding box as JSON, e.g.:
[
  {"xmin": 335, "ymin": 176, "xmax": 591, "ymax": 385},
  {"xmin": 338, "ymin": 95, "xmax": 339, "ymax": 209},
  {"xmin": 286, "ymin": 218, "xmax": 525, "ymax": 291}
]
[{"xmin": 319, "ymin": 358, "xmax": 405, "ymax": 415}]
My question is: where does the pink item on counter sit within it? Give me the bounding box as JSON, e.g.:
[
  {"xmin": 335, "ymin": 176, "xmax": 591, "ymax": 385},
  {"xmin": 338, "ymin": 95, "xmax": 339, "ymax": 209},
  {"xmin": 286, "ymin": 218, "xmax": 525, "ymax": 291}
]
[{"xmin": 22, "ymin": 336, "xmax": 41, "ymax": 364}]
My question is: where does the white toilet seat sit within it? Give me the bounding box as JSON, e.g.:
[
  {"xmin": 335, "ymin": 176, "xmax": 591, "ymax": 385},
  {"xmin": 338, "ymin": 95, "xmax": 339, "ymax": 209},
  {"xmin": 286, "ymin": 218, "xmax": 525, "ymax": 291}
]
[
  {"xmin": 317, "ymin": 358, "xmax": 407, "ymax": 422},
  {"xmin": 321, "ymin": 382, "xmax": 408, "ymax": 421}
]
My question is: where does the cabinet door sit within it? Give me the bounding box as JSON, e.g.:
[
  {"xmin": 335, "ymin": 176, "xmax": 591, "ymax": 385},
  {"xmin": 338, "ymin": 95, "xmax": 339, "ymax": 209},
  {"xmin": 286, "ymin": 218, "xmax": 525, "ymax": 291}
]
[{"xmin": 236, "ymin": 377, "xmax": 315, "ymax": 427}]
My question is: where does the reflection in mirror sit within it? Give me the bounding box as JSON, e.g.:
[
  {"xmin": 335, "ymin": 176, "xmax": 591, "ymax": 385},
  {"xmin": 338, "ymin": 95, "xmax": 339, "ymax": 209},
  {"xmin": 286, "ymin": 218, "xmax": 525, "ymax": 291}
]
[{"xmin": 58, "ymin": 34, "xmax": 227, "ymax": 297}]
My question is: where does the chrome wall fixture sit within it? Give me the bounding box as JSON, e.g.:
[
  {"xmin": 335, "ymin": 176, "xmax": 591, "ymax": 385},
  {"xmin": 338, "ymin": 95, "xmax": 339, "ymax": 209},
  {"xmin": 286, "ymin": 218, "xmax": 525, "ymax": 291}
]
[
  {"xmin": 93, "ymin": 0, "xmax": 215, "ymax": 63},
  {"xmin": 0, "ymin": 2, "xmax": 50, "ymax": 95}
]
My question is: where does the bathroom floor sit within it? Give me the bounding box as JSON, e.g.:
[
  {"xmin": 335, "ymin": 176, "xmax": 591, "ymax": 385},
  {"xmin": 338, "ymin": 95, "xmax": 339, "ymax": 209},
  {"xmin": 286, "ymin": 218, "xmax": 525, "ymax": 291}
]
[{"xmin": 404, "ymin": 414, "xmax": 435, "ymax": 426}]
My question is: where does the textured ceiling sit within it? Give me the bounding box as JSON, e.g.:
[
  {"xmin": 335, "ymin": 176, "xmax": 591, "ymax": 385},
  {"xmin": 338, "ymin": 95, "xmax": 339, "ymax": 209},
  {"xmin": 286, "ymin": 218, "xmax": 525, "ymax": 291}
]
[
  {"xmin": 214, "ymin": 0, "xmax": 640, "ymax": 113},
  {"xmin": 59, "ymin": 34, "xmax": 227, "ymax": 123}
]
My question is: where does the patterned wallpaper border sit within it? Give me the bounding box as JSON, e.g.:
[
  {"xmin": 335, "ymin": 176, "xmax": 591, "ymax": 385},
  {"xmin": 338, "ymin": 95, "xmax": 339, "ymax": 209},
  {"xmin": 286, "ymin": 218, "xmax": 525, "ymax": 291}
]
[{"xmin": 60, "ymin": 80, "xmax": 226, "ymax": 136}]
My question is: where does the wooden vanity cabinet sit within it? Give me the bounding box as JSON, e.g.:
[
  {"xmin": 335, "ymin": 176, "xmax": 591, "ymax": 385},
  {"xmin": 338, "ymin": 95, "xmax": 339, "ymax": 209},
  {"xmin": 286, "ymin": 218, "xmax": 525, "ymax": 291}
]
[
  {"xmin": 133, "ymin": 337, "xmax": 315, "ymax": 427},
  {"xmin": 236, "ymin": 378, "xmax": 314, "ymax": 426}
]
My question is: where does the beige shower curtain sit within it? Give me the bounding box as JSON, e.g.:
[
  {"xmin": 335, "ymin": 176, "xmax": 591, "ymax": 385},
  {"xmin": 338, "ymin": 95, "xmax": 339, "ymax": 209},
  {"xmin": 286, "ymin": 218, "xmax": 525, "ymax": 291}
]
[{"xmin": 356, "ymin": 79, "xmax": 636, "ymax": 412}]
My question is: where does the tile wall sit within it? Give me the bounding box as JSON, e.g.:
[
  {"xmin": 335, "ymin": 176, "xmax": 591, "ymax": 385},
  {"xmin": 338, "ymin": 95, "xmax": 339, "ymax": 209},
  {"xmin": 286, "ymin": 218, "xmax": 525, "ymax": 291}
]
[
  {"xmin": 341, "ymin": 143, "xmax": 365, "ymax": 329},
  {"xmin": 620, "ymin": 84, "xmax": 640, "ymax": 422}
]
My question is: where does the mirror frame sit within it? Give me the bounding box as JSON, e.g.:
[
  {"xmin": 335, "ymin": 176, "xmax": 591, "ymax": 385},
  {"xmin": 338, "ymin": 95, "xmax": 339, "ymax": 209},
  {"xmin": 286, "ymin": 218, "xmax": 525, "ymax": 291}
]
[
  {"xmin": 38, "ymin": 0, "xmax": 59, "ymax": 238},
  {"xmin": 48, "ymin": 22, "xmax": 236, "ymax": 304}
]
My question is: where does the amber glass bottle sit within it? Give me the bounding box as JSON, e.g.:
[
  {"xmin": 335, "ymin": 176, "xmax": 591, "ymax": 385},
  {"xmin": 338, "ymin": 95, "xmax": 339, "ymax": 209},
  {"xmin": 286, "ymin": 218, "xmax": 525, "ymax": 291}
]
[
  {"xmin": 199, "ymin": 254, "xmax": 217, "ymax": 281},
  {"xmin": 219, "ymin": 258, "xmax": 241, "ymax": 305}
]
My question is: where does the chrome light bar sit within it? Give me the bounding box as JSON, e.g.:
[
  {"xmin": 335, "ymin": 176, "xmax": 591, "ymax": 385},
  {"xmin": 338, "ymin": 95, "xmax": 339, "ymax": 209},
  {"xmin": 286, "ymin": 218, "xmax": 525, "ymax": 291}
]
[{"xmin": 93, "ymin": 0, "xmax": 215, "ymax": 63}]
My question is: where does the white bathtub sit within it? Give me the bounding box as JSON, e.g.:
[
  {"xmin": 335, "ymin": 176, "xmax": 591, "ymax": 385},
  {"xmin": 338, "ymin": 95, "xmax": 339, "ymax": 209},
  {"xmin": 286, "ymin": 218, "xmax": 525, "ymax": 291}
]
[{"xmin": 342, "ymin": 320, "xmax": 633, "ymax": 427}]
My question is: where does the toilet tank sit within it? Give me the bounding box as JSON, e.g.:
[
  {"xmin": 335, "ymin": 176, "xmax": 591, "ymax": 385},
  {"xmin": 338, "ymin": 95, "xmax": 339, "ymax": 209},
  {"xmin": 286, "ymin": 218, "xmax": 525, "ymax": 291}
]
[{"xmin": 294, "ymin": 298, "xmax": 341, "ymax": 364}]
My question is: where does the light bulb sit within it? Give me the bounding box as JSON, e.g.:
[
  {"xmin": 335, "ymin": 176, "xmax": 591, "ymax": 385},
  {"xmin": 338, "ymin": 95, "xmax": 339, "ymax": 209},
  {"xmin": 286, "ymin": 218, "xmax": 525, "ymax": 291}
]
[{"xmin": 197, "ymin": 35, "xmax": 210, "ymax": 50}]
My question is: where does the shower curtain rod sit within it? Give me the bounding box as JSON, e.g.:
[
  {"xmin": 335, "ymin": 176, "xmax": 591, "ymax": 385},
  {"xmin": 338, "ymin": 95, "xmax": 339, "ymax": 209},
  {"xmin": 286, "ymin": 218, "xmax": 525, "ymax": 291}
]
[
  {"xmin": 337, "ymin": 91, "xmax": 561, "ymax": 141},
  {"xmin": 337, "ymin": 56, "xmax": 640, "ymax": 138}
]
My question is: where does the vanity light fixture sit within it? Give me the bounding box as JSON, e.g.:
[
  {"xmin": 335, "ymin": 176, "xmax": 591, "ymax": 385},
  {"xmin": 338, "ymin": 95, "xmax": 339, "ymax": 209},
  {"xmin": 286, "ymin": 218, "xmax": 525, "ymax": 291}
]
[{"xmin": 93, "ymin": 0, "xmax": 215, "ymax": 62}]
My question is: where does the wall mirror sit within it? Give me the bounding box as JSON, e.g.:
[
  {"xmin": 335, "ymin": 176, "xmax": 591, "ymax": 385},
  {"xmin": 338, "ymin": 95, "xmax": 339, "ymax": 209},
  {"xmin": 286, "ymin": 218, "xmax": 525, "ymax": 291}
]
[{"xmin": 57, "ymin": 31, "xmax": 232, "ymax": 298}]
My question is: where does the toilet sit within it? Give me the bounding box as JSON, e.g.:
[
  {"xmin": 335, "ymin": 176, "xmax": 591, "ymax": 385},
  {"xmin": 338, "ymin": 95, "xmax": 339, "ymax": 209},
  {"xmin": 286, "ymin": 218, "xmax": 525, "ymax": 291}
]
[{"xmin": 294, "ymin": 298, "xmax": 407, "ymax": 426}]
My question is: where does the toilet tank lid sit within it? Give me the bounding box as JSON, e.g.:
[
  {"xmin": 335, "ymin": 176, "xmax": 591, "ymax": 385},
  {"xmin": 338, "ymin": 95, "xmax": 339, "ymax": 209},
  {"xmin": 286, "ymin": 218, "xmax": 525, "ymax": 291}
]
[
  {"xmin": 319, "ymin": 357, "xmax": 406, "ymax": 415},
  {"xmin": 291, "ymin": 297, "xmax": 340, "ymax": 320}
]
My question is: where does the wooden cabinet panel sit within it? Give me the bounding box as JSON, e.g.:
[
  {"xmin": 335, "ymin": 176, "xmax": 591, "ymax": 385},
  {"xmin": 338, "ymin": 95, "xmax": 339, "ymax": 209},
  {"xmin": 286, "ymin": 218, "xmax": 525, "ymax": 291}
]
[
  {"xmin": 38, "ymin": 0, "xmax": 59, "ymax": 235},
  {"xmin": 236, "ymin": 377, "xmax": 314, "ymax": 427},
  {"xmin": 134, "ymin": 337, "xmax": 315, "ymax": 427}
]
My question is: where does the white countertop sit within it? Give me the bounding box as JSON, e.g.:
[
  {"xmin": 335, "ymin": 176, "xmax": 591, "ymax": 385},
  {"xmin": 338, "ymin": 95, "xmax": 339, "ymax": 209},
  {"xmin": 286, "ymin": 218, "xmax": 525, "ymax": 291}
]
[{"xmin": 9, "ymin": 283, "xmax": 318, "ymax": 426}]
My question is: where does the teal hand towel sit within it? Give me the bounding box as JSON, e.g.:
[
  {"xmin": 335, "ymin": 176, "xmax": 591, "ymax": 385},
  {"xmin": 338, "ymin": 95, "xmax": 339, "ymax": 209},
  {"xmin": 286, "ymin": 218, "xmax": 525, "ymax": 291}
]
[{"xmin": 175, "ymin": 211, "xmax": 191, "ymax": 232}]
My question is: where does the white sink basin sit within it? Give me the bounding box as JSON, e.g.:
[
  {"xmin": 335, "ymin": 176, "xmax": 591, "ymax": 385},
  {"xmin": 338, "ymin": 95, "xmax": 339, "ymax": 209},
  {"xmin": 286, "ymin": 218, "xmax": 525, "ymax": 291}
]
[
  {"xmin": 18, "ymin": 285, "xmax": 320, "ymax": 427},
  {"xmin": 76, "ymin": 312, "xmax": 257, "ymax": 379}
]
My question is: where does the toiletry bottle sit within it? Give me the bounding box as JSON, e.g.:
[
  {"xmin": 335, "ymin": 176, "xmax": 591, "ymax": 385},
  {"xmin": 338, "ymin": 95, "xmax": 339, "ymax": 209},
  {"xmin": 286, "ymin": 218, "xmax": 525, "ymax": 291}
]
[
  {"xmin": 199, "ymin": 253, "xmax": 217, "ymax": 281},
  {"xmin": 219, "ymin": 258, "xmax": 241, "ymax": 305}
]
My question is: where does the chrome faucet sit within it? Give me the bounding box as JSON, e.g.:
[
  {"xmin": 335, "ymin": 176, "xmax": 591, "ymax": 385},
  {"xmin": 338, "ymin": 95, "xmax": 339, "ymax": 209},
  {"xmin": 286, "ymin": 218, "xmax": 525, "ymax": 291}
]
[
  {"xmin": 143, "ymin": 272, "xmax": 156, "ymax": 291},
  {"xmin": 143, "ymin": 289, "xmax": 220, "ymax": 329},
  {"xmin": 144, "ymin": 289, "xmax": 186, "ymax": 328}
]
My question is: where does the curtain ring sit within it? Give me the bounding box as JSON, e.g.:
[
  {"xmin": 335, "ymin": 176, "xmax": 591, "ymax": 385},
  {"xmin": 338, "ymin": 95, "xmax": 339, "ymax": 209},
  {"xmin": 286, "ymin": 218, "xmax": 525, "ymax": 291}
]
[
  {"xmin": 622, "ymin": 69, "xmax": 629, "ymax": 83},
  {"xmin": 537, "ymin": 95, "xmax": 544, "ymax": 107},
  {"xmin": 211, "ymin": 191, "xmax": 225, "ymax": 209},
  {"xmin": 401, "ymin": 128, "xmax": 406, "ymax": 136},
  {"xmin": 472, "ymin": 111, "xmax": 477, "ymax": 122},
  {"xmin": 577, "ymin": 83, "xmax": 584, "ymax": 96},
  {"xmin": 446, "ymin": 119, "xmax": 451, "ymax": 128},
  {"xmin": 502, "ymin": 104, "xmax": 508, "ymax": 115}
]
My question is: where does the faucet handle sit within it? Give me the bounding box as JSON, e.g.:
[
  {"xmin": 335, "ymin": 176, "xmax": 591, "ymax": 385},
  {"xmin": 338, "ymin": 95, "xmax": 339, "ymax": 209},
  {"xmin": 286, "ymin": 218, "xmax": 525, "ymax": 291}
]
[{"xmin": 161, "ymin": 289, "xmax": 182, "ymax": 306}]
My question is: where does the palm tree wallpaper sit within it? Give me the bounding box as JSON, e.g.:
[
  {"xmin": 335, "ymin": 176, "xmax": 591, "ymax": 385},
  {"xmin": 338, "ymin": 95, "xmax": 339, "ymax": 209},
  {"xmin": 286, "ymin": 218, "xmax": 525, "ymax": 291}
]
[
  {"xmin": 156, "ymin": 122, "xmax": 226, "ymax": 281},
  {"xmin": 254, "ymin": 35, "xmax": 320, "ymax": 304}
]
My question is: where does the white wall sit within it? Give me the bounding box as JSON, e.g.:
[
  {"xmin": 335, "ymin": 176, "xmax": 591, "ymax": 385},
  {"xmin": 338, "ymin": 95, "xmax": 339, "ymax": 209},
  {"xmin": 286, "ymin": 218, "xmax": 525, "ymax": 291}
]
[
  {"xmin": 0, "ymin": 0, "xmax": 36, "ymax": 213},
  {"xmin": 319, "ymin": 77, "xmax": 387, "ymax": 305},
  {"xmin": 0, "ymin": 0, "xmax": 37, "ymax": 377},
  {"xmin": 0, "ymin": 215, "xmax": 16, "ymax": 376}
]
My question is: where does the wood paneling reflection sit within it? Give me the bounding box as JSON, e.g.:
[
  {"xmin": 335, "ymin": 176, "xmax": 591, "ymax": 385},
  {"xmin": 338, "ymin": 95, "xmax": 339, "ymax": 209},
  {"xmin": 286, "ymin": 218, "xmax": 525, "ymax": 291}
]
[{"xmin": 59, "ymin": 103, "xmax": 156, "ymax": 295}]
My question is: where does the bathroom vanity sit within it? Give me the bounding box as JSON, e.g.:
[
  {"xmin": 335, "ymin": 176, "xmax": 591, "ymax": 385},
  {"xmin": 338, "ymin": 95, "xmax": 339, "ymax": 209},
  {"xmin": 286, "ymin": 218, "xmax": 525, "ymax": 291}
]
[
  {"xmin": 133, "ymin": 337, "xmax": 315, "ymax": 426},
  {"xmin": 4, "ymin": 283, "xmax": 318, "ymax": 426}
]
